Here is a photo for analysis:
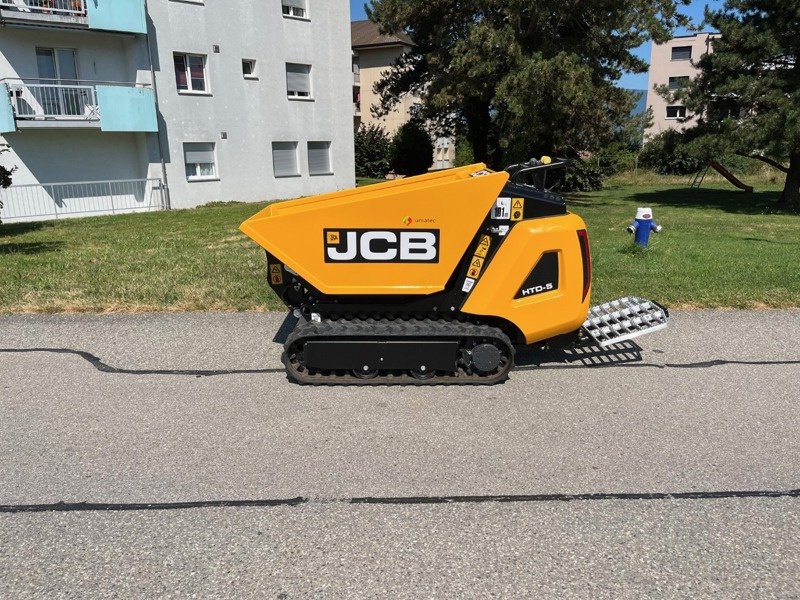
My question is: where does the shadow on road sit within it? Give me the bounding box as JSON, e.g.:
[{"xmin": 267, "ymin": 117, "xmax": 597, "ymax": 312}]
[{"xmin": 516, "ymin": 340, "xmax": 643, "ymax": 368}]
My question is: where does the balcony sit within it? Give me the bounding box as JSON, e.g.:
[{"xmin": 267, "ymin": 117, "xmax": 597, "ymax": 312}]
[
  {"xmin": 1, "ymin": 78, "xmax": 158, "ymax": 133},
  {"xmin": 0, "ymin": 0, "xmax": 146, "ymax": 34},
  {"xmin": 0, "ymin": 0, "xmax": 86, "ymax": 24}
]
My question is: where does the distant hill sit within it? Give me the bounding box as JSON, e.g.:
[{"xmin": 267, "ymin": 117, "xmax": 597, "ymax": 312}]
[{"xmin": 628, "ymin": 89, "xmax": 647, "ymax": 117}]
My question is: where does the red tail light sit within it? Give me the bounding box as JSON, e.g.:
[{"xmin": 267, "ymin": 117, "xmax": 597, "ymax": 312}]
[{"xmin": 577, "ymin": 229, "xmax": 591, "ymax": 302}]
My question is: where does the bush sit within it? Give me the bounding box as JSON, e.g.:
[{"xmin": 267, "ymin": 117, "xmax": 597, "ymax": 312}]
[
  {"xmin": 639, "ymin": 130, "xmax": 703, "ymax": 175},
  {"xmin": 593, "ymin": 143, "xmax": 640, "ymax": 176},
  {"xmin": 354, "ymin": 123, "xmax": 391, "ymax": 179},
  {"xmin": 561, "ymin": 159, "xmax": 605, "ymax": 192},
  {"xmin": 390, "ymin": 121, "xmax": 434, "ymax": 176},
  {"xmin": 454, "ymin": 136, "xmax": 474, "ymax": 167}
]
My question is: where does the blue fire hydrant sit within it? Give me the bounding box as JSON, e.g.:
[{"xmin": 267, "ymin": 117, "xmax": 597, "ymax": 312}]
[{"xmin": 627, "ymin": 207, "xmax": 662, "ymax": 247}]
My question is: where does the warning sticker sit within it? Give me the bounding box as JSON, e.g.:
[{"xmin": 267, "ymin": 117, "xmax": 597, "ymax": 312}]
[
  {"xmin": 493, "ymin": 197, "xmax": 511, "ymax": 220},
  {"xmin": 474, "ymin": 235, "xmax": 491, "ymax": 258},
  {"xmin": 269, "ymin": 264, "xmax": 284, "ymax": 285},
  {"xmin": 326, "ymin": 231, "xmax": 340, "ymax": 244},
  {"xmin": 462, "ymin": 277, "xmax": 476, "ymax": 293},
  {"xmin": 467, "ymin": 256, "xmax": 485, "ymax": 279},
  {"xmin": 511, "ymin": 198, "xmax": 525, "ymax": 222}
]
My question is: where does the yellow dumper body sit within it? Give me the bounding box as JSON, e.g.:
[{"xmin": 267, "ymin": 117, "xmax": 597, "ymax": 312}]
[{"xmin": 240, "ymin": 163, "xmax": 593, "ymax": 384}]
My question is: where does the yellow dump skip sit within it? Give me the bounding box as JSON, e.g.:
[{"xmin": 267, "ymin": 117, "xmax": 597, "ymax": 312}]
[{"xmin": 240, "ymin": 164, "xmax": 509, "ymax": 296}]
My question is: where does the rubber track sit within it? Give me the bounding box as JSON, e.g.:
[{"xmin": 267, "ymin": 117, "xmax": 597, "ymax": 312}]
[{"xmin": 283, "ymin": 318, "xmax": 515, "ymax": 386}]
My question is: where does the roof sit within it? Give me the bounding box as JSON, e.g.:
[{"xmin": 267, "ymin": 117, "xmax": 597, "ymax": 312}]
[{"xmin": 351, "ymin": 19, "xmax": 413, "ymax": 49}]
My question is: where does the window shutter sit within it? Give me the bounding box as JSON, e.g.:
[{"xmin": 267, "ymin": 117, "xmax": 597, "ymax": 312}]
[
  {"xmin": 273, "ymin": 142, "xmax": 299, "ymax": 177},
  {"xmin": 307, "ymin": 142, "xmax": 331, "ymax": 175},
  {"xmin": 184, "ymin": 143, "xmax": 215, "ymax": 164},
  {"xmin": 286, "ymin": 63, "xmax": 311, "ymax": 94},
  {"xmin": 283, "ymin": 0, "xmax": 305, "ymax": 7},
  {"xmin": 671, "ymin": 46, "xmax": 692, "ymax": 60}
]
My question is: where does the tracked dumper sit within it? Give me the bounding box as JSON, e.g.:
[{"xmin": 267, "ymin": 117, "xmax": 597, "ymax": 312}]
[{"xmin": 240, "ymin": 161, "xmax": 668, "ymax": 385}]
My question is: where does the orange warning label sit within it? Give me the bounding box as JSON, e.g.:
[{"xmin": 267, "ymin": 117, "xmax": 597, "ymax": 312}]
[
  {"xmin": 468, "ymin": 255, "xmax": 485, "ymax": 279},
  {"xmin": 269, "ymin": 264, "xmax": 284, "ymax": 285},
  {"xmin": 511, "ymin": 198, "xmax": 524, "ymax": 222},
  {"xmin": 474, "ymin": 235, "xmax": 491, "ymax": 258}
]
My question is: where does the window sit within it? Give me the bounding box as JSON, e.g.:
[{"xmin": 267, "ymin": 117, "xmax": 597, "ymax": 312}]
[
  {"xmin": 184, "ymin": 142, "xmax": 217, "ymax": 180},
  {"xmin": 710, "ymin": 98, "xmax": 741, "ymax": 121},
  {"xmin": 242, "ymin": 59, "xmax": 257, "ymax": 79},
  {"xmin": 671, "ymin": 46, "xmax": 692, "ymax": 61},
  {"xmin": 35, "ymin": 47, "xmax": 82, "ymax": 116},
  {"xmin": 307, "ymin": 142, "xmax": 332, "ymax": 175},
  {"xmin": 668, "ymin": 76, "xmax": 690, "ymax": 91},
  {"xmin": 666, "ymin": 106, "xmax": 687, "ymax": 120},
  {"xmin": 272, "ymin": 142, "xmax": 299, "ymax": 177},
  {"xmin": 282, "ymin": 0, "xmax": 307, "ymax": 19},
  {"xmin": 286, "ymin": 63, "xmax": 311, "ymax": 98},
  {"xmin": 174, "ymin": 53, "xmax": 207, "ymax": 93}
]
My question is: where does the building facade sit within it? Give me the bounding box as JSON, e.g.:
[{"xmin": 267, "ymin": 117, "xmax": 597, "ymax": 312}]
[
  {"xmin": 0, "ymin": 0, "xmax": 355, "ymax": 222},
  {"xmin": 351, "ymin": 19, "xmax": 454, "ymax": 170},
  {"xmin": 644, "ymin": 32, "xmax": 717, "ymax": 139}
]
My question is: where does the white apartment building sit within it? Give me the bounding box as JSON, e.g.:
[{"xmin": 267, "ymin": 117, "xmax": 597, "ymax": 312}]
[
  {"xmin": 0, "ymin": 0, "xmax": 355, "ymax": 222},
  {"xmin": 644, "ymin": 32, "xmax": 718, "ymax": 139}
]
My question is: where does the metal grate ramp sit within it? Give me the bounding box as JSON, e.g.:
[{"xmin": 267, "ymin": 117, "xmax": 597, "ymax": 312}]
[{"xmin": 582, "ymin": 297, "xmax": 669, "ymax": 347}]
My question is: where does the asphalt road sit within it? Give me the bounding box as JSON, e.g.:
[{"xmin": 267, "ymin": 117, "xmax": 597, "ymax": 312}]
[{"xmin": 1, "ymin": 310, "xmax": 798, "ymax": 598}]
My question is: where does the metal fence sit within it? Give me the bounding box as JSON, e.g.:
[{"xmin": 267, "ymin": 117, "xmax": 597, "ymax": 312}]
[
  {"xmin": 0, "ymin": 0, "xmax": 86, "ymax": 16},
  {"xmin": 0, "ymin": 179, "xmax": 166, "ymax": 222},
  {"xmin": 5, "ymin": 79, "xmax": 98, "ymax": 120}
]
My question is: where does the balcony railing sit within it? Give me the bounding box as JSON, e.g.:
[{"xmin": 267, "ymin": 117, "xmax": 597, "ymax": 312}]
[
  {"xmin": 6, "ymin": 79, "xmax": 98, "ymax": 121},
  {"xmin": 0, "ymin": 0, "xmax": 86, "ymax": 17},
  {"xmin": 3, "ymin": 78, "xmax": 149, "ymax": 123},
  {"xmin": 0, "ymin": 179, "xmax": 166, "ymax": 222}
]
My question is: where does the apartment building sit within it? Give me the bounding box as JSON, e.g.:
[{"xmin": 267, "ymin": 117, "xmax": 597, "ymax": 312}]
[
  {"xmin": 0, "ymin": 0, "xmax": 355, "ymax": 222},
  {"xmin": 644, "ymin": 32, "xmax": 718, "ymax": 139},
  {"xmin": 351, "ymin": 19, "xmax": 454, "ymax": 170}
]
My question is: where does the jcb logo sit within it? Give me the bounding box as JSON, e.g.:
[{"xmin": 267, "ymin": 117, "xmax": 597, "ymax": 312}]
[{"xmin": 324, "ymin": 229, "xmax": 439, "ymax": 263}]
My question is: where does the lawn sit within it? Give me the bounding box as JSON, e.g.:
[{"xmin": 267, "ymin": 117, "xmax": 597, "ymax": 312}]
[{"xmin": 1, "ymin": 175, "xmax": 799, "ymax": 313}]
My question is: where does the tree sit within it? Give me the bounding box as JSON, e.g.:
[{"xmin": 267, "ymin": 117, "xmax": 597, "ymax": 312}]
[
  {"xmin": 0, "ymin": 145, "xmax": 14, "ymax": 225},
  {"xmin": 676, "ymin": 1, "xmax": 800, "ymax": 211},
  {"xmin": 390, "ymin": 120, "xmax": 434, "ymax": 175},
  {"xmin": 354, "ymin": 123, "xmax": 391, "ymax": 179},
  {"xmin": 639, "ymin": 130, "xmax": 703, "ymax": 175},
  {"xmin": 367, "ymin": 0, "xmax": 688, "ymax": 168}
]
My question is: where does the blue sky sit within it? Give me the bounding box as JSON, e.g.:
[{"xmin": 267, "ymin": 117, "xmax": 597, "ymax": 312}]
[{"xmin": 349, "ymin": 0, "xmax": 725, "ymax": 89}]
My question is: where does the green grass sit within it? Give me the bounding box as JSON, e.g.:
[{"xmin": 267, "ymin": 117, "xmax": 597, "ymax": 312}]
[
  {"xmin": 0, "ymin": 203, "xmax": 277, "ymax": 313},
  {"xmin": 574, "ymin": 176, "xmax": 799, "ymax": 309},
  {"xmin": 1, "ymin": 175, "xmax": 799, "ymax": 313},
  {"xmin": 356, "ymin": 177, "xmax": 388, "ymax": 187}
]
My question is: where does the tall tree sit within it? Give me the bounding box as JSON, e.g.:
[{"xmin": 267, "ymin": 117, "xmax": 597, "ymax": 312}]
[
  {"xmin": 676, "ymin": 1, "xmax": 800, "ymax": 211},
  {"xmin": 0, "ymin": 146, "xmax": 14, "ymax": 225},
  {"xmin": 367, "ymin": 0, "xmax": 688, "ymax": 167}
]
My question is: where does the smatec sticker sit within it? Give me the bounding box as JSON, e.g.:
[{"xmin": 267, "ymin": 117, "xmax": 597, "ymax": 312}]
[{"xmin": 324, "ymin": 229, "xmax": 439, "ymax": 263}]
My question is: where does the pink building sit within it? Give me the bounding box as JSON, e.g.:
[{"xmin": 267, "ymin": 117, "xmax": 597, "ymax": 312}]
[{"xmin": 644, "ymin": 33, "xmax": 719, "ymax": 139}]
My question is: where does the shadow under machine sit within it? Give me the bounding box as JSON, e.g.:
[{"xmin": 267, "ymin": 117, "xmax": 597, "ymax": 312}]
[{"xmin": 240, "ymin": 160, "xmax": 668, "ymax": 385}]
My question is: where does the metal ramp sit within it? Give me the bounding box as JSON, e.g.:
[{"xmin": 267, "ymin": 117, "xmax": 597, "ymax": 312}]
[{"xmin": 582, "ymin": 297, "xmax": 669, "ymax": 348}]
